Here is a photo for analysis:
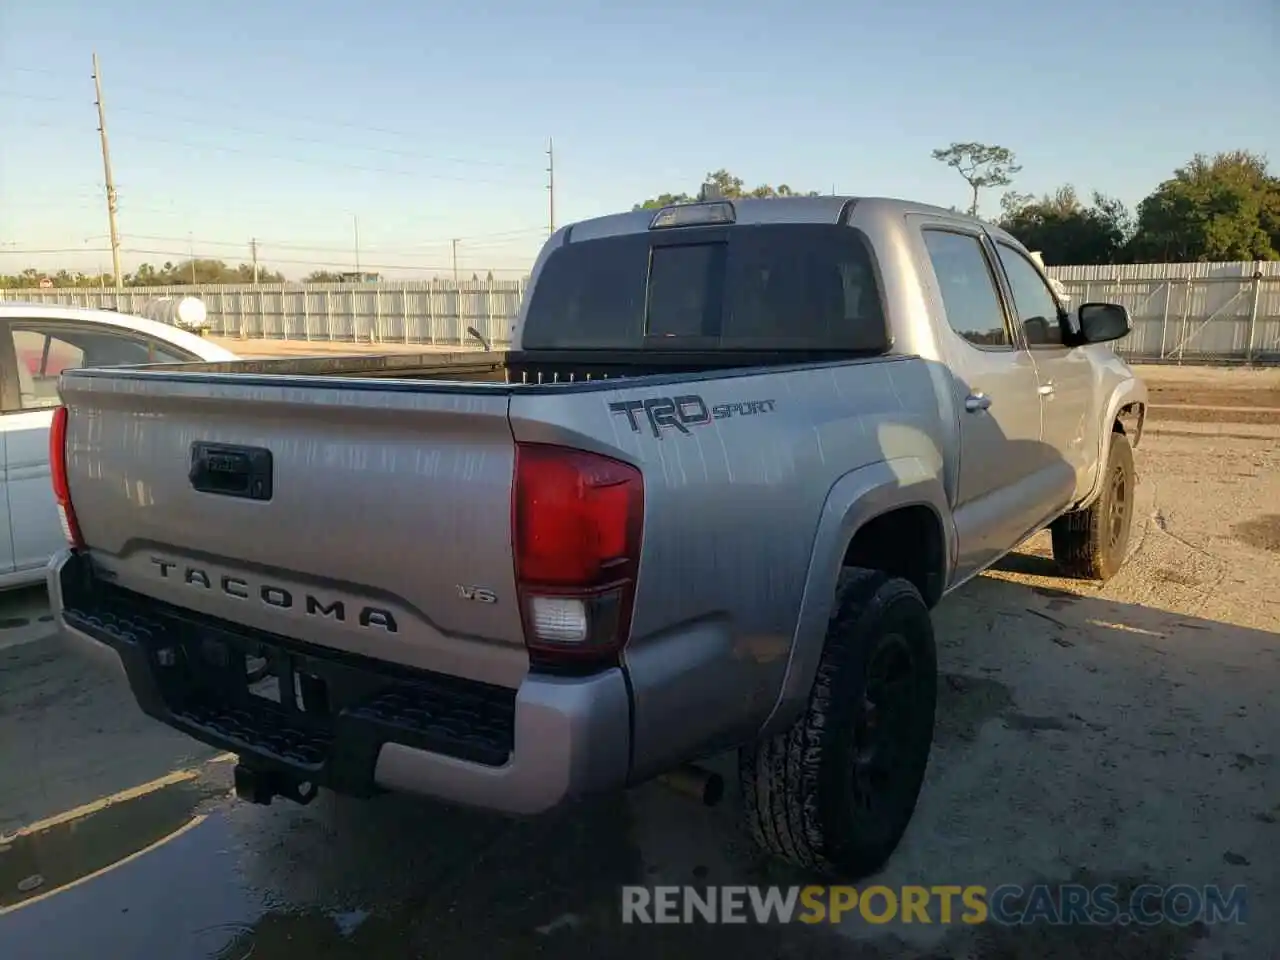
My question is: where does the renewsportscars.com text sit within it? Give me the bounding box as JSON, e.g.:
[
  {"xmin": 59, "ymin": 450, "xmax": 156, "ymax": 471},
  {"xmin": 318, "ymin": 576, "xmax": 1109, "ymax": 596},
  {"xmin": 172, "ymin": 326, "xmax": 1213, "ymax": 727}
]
[{"xmin": 621, "ymin": 884, "xmax": 1247, "ymax": 926}]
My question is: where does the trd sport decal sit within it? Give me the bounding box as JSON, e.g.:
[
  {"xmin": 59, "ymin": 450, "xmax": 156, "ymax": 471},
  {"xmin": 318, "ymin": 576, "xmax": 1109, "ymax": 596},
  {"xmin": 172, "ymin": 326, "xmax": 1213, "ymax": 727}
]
[{"xmin": 608, "ymin": 394, "xmax": 777, "ymax": 438}]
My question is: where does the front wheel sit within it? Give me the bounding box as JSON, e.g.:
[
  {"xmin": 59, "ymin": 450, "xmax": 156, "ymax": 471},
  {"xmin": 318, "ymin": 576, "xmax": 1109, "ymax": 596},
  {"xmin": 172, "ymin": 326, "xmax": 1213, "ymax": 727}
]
[
  {"xmin": 1051, "ymin": 430, "xmax": 1136, "ymax": 581},
  {"xmin": 739, "ymin": 568, "xmax": 937, "ymax": 879}
]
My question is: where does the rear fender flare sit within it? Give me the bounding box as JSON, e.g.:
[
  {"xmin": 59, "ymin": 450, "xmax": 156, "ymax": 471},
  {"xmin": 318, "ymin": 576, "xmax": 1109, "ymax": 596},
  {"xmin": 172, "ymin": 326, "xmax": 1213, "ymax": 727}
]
[{"xmin": 757, "ymin": 457, "xmax": 952, "ymax": 739}]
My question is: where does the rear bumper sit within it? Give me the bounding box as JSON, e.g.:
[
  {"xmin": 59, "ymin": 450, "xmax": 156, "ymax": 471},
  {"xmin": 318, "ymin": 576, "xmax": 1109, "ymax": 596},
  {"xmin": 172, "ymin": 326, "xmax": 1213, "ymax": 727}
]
[{"xmin": 47, "ymin": 550, "xmax": 631, "ymax": 815}]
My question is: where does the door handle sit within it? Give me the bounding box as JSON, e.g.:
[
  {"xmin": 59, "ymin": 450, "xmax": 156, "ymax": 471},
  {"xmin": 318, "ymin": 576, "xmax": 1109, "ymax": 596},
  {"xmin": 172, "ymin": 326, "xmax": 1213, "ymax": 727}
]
[
  {"xmin": 964, "ymin": 393, "xmax": 991, "ymax": 413},
  {"xmin": 1038, "ymin": 383, "xmax": 1055, "ymax": 397}
]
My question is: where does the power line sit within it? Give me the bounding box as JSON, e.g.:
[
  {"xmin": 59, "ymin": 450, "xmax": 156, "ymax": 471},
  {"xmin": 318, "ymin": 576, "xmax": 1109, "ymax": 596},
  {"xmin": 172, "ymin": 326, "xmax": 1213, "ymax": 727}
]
[
  {"xmin": 7, "ymin": 68, "xmax": 545, "ymax": 161},
  {"xmin": 0, "ymin": 247, "xmax": 116, "ymax": 255},
  {"xmin": 105, "ymin": 131, "xmax": 542, "ymax": 187},
  {"xmin": 3, "ymin": 192, "xmax": 539, "ymax": 236},
  {"xmin": 6, "ymin": 67, "xmax": 67, "ymax": 79},
  {"xmin": 110, "ymin": 249, "xmax": 532, "ymax": 274},
  {"xmin": 0, "ymin": 233, "xmax": 547, "ymax": 261},
  {"xmin": 112, "ymin": 228, "xmax": 546, "ymax": 253},
  {"xmin": 6, "ymin": 111, "xmax": 543, "ymax": 188},
  {"xmin": 1, "ymin": 184, "xmax": 552, "ymax": 233},
  {"xmin": 0, "ymin": 87, "xmax": 535, "ymax": 170},
  {"xmin": 116, "ymin": 248, "xmax": 523, "ymax": 270},
  {"xmin": 110, "ymin": 247, "xmax": 529, "ymax": 272},
  {"xmin": 442, "ymin": 231, "xmax": 547, "ymax": 250},
  {"xmin": 129, "ymin": 115, "xmax": 530, "ymax": 171},
  {"xmin": 1, "ymin": 228, "xmax": 547, "ymax": 259}
]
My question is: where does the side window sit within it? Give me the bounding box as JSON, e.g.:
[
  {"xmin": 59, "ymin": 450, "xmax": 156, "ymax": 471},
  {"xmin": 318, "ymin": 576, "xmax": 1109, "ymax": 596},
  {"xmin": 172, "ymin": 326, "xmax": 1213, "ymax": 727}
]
[
  {"xmin": 996, "ymin": 244, "xmax": 1065, "ymax": 346},
  {"xmin": 8, "ymin": 326, "xmax": 196, "ymax": 411},
  {"xmin": 147, "ymin": 341, "xmax": 193, "ymax": 364},
  {"xmin": 921, "ymin": 231, "xmax": 1012, "ymax": 348},
  {"xmin": 11, "ymin": 330, "xmax": 81, "ymax": 409}
]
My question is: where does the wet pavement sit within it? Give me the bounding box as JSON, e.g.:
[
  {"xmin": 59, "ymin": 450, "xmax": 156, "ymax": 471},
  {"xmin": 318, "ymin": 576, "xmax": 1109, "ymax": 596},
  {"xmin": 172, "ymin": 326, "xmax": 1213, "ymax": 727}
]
[
  {"xmin": 1, "ymin": 422, "xmax": 1278, "ymax": 959},
  {"xmin": 0, "ymin": 751, "xmax": 856, "ymax": 960},
  {"xmin": 0, "ymin": 751, "xmax": 1242, "ymax": 960},
  {"xmin": 0, "ymin": 610, "xmax": 863, "ymax": 959}
]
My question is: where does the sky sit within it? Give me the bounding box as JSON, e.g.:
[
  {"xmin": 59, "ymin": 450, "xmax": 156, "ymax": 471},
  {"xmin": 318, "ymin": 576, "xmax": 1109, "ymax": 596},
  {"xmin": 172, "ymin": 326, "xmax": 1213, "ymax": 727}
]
[{"xmin": 1, "ymin": 0, "xmax": 1277, "ymax": 280}]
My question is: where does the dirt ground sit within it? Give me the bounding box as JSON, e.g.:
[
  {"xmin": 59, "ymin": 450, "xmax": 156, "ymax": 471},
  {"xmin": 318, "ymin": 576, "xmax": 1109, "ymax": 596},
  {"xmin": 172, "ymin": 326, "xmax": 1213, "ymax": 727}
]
[
  {"xmin": 0, "ymin": 358, "xmax": 1275, "ymax": 959},
  {"xmin": 1138, "ymin": 364, "xmax": 1280, "ymax": 414}
]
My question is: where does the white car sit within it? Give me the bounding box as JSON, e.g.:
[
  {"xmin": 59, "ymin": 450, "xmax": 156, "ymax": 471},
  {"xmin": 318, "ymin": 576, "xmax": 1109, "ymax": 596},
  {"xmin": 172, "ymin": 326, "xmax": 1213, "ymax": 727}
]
[{"xmin": 0, "ymin": 302, "xmax": 237, "ymax": 590}]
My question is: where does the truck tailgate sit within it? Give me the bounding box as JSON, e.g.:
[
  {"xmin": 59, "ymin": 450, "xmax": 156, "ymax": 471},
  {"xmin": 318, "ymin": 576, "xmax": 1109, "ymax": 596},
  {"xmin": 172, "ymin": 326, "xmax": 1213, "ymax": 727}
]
[{"xmin": 58, "ymin": 372, "xmax": 529, "ymax": 689}]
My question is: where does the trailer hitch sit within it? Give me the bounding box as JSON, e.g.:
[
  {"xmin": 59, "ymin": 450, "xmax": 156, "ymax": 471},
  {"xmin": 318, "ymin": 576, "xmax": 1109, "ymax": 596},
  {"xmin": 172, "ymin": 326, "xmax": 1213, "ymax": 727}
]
[{"xmin": 233, "ymin": 762, "xmax": 320, "ymax": 806}]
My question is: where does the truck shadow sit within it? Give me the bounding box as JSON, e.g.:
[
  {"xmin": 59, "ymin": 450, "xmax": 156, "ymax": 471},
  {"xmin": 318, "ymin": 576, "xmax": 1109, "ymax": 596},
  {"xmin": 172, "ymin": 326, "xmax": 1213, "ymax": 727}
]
[
  {"xmin": 190, "ymin": 553, "xmax": 1275, "ymax": 960},
  {"xmin": 4, "ymin": 542, "xmax": 1274, "ymax": 957}
]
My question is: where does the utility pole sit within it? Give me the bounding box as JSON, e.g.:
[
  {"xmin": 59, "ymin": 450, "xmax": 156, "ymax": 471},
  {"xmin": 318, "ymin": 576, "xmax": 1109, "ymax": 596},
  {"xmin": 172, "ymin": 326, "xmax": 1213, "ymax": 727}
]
[
  {"xmin": 250, "ymin": 238, "xmax": 259, "ymax": 284},
  {"xmin": 451, "ymin": 238, "xmax": 459, "ymax": 284},
  {"xmin": 353, "ymin": 215, "xmax": 361, "ymax": 275},
  {"xmin": 91, "ymin": 53, "xmax": 123, "ymax": 291},
  {"xmin": 188, "ymin": 232, "xmax": 196, "ymax": 284},
  {"xmin": 546, "ymin": 137, "xmax": 555, "ymax": 236}
]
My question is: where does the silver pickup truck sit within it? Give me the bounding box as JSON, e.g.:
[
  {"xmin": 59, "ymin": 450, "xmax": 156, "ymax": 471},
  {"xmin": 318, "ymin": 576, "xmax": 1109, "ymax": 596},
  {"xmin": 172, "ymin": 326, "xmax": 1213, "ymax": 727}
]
[{"xmin": 48, "ymin": 196, "xmax": 1146, "ymax": 879}]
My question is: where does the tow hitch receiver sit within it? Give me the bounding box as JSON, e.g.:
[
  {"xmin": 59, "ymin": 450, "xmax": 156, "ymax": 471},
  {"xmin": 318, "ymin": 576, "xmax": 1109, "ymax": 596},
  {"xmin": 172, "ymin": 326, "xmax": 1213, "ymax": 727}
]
[{"xmin": 233, "ymin": 762, "xmax": 320, "ymax": 807}]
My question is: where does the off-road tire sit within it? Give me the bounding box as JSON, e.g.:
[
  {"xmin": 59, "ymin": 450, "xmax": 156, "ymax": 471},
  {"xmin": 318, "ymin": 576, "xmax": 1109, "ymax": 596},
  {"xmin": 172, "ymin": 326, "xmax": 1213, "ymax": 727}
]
[
  {"xmin": 1051, "ymin": 430, "xmax": 1136, "ymax": 581},
  {"xmin": 739, "ymin": 567, "xmax": 937, "ymax": 879}
]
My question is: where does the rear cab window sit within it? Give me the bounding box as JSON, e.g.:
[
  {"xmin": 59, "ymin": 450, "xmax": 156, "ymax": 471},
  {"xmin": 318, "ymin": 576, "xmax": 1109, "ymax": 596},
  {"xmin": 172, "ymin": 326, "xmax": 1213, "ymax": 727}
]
[{"xmin": 521, "ymin": 223, "xmax": 889, "ymax": 353}]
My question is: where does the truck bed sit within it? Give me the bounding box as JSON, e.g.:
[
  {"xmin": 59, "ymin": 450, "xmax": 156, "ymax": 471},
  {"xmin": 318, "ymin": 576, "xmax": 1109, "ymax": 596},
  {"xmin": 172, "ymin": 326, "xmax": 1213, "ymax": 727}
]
[
  {"xmin": 55, "ymin": 345, "xmax": 900, "ymax": 696},
  {"xmin": 123, "ymin": 347, "xmax": 875, "ymax": 387}
]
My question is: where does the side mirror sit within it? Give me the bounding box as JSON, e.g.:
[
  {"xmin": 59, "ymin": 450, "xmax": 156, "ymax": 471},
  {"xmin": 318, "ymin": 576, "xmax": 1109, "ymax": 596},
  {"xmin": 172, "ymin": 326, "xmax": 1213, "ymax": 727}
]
[{"xmin": 1076, "ymin": 302, "xmax": 1131, "ymax": 344}]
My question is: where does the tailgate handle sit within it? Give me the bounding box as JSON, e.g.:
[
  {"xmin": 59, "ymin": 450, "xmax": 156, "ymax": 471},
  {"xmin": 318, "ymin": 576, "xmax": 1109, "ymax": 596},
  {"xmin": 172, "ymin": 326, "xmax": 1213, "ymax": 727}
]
[{"xmin": 189, "ymin": 443, "xmax": 274, "ymax": 501}]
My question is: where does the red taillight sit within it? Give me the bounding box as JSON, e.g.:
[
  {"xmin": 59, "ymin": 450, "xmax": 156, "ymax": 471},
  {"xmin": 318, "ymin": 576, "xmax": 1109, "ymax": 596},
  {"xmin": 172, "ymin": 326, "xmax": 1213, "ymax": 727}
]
[
  {"xmin": 50, "ymin": 405, "xmax": 85, "ymax": 550},
  {"xmin": 513, "ymin": 443, "xmax": 643, "ymax": 668}
]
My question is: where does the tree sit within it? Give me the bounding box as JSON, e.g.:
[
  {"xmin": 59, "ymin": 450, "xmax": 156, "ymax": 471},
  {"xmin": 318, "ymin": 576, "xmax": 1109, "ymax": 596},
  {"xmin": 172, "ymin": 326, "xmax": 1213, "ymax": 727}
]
[
  {"xmin": 998, "ymin": 185, "xmax": 1133, "ymax": 265},
  {"xmin": 0, "ymin": 267, "xmax": 115, "ymax": 289},
  {"xmin": 634, "ymin": 191, "xmax": 694, "ymax": 211},
  {"xmin": 634, "ymin": 169, "xmax": 821, "ymax": 210},
  {"xmin": 151, "ymin": 259, "xmax": 284, "ymax": 284},
  {"xmin": 303, "ymin": 270, "xmax": 346, "ymax": 283},
  {"xmin": 1128, "ymin": 151, "xmax": 1280, "ymax": 262},
  {"xmin": 127, "ymin": 262, "xmax": 164, "ymax": 286},
  {"xmin": 931, "ymin": 142, "xmax": 1021, "ymax": 217}
]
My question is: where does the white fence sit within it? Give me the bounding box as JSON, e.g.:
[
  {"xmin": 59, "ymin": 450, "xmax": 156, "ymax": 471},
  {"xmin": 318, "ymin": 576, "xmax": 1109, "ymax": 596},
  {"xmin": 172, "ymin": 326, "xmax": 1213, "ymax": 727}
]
[
  {"xmin": 5, "ymin": 260, "xmax": 1279, "ymax": 362},
  {"xmin": 1046, "ymin": 261, "xmax": 1280, "ymax": 363},
  {"xmin": 3, "ymin": 280, "xmax": 527, "ymax": 349}
]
